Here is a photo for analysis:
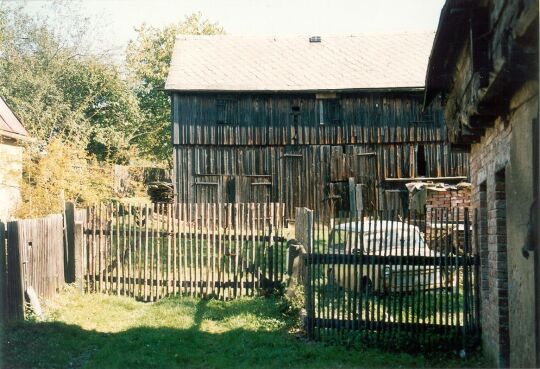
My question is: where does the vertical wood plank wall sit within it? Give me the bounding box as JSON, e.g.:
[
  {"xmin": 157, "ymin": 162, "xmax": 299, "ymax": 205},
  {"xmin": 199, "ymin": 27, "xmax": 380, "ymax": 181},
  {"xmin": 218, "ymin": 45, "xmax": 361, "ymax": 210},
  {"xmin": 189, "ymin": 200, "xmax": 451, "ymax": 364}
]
[
  {"xmin": 2, "ymin": 214, "xmax": 64, "ymax": 320},
  {"xmin": 171, "ymin": 91, "xmax": 470, "ymax": 219}
]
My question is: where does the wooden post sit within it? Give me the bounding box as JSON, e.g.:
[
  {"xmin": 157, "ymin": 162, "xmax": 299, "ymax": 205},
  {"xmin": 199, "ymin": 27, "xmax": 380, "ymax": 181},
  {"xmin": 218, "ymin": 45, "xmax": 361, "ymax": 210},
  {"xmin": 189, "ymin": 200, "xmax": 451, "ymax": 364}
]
[
  {"xmin": 64, "ymin": 201, "xmax": 76, "ymax": 283},
  {"xmin": 295, "ymin": 207, "xmax": 313, "ymax": 253},
  {"xmin": 349, "ymin": 178, "xmax": 357, "ymax": 217},
  {"xmin": 294, "ymin": 207, "xmax": 314, "ymax": 338},
  {"xmin": 0, "ymin": 221, "xmax": 5, "ymax": 322},
  {"xmin": 74, "ymin": 222, "xmax": 83, "ymax": 290}
]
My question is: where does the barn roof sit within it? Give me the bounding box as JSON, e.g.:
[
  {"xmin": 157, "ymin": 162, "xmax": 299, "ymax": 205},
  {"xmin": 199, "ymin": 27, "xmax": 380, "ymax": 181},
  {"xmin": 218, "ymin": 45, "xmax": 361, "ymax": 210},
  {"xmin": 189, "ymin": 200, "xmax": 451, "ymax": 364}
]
[
  {"xmin": 165, "ymin": 33, "xmax": 435, "ymax": 92},
  {"xmin": 0, "ymin": 97, "xmax": 29, "ymax": 140}
]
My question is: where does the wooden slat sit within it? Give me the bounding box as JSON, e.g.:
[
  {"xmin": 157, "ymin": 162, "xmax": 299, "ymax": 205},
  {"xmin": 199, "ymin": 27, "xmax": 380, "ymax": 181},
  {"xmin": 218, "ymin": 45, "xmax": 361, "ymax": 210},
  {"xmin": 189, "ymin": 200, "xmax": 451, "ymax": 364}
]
[
  {"xmin": 78, "ymin": 202, "xmax": 288, "ymax": 303},
  {"xmin": 144, "ymin": 204, "xmax": 149, "ymax": 301},
  {"xmin": 166, "ymin": 203, "xmax": 171, "ymax": 296}
]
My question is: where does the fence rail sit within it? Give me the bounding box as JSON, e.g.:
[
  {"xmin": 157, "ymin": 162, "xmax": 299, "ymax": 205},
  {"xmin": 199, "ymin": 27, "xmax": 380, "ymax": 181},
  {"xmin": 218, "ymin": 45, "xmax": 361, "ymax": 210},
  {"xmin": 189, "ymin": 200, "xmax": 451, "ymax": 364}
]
[{"xmin": 83, "ymin": 202, "xmax": 286, "ymax": 300}]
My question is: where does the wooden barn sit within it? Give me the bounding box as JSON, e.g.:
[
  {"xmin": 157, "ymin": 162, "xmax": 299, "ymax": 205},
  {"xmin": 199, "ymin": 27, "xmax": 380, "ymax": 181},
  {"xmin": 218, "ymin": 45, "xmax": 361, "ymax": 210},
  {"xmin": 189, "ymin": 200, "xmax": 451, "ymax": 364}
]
[{"xmin": 165, "ymin": 34, "xmax": 469, "ymax": 220}]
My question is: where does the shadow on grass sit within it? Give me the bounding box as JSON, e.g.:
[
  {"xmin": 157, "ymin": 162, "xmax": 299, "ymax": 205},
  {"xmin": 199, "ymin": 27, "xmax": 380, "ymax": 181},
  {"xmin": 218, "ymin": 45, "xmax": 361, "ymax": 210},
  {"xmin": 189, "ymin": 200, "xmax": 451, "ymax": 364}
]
[{"xmin": 1, "ymin": 297, "xmax": 486, "ymax": 369}]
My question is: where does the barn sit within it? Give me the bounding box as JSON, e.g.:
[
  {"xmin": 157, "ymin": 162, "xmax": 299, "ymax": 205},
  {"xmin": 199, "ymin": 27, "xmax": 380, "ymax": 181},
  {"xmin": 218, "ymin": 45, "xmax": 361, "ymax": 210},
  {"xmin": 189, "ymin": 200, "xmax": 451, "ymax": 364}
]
[
  {"xmin": 165, "ymin": 33, "xmax": 469, "ymax": 220},
  {"xmin": 0, "ymin": 97, "xmax": 30, "ymax": 221}
]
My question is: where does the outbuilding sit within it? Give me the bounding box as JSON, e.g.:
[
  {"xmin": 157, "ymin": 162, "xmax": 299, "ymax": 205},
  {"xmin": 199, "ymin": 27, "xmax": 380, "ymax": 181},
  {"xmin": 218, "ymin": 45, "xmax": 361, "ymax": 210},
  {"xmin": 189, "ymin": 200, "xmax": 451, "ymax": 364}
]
[
  {"xmin": 0, "ymin": 97, "xmax": 30, "ymax": 221},
  {"xmin": 424, "ymin": 0, "xmax": 538, "ymax": 367},
  {"xmin": 166, "ymin": 33, "xmax": 469, "ymax": 220}
]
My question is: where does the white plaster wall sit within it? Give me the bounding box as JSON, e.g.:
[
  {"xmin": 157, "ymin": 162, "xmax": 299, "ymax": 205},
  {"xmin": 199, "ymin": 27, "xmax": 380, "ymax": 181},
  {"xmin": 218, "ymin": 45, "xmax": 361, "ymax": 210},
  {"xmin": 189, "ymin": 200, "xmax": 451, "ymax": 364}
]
[{"xmin": 0, "ymin": 140, "xmax": 23, "ymax": 221}]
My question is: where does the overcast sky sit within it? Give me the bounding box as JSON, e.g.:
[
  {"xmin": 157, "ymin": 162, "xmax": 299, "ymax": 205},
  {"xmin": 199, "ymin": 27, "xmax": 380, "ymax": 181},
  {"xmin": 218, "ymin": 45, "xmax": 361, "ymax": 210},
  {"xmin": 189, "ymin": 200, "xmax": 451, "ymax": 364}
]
[{"xmin": 22, "ymin": 0, "xmax": 446, "ymax": 61}]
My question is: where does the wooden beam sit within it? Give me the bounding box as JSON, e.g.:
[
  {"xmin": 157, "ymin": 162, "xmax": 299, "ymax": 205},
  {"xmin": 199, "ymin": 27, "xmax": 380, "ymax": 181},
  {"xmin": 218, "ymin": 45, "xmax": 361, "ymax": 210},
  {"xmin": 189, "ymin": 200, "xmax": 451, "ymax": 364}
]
[{"xmin": 384, "ymin": 176, "xmax": 468, "ymax": 182}]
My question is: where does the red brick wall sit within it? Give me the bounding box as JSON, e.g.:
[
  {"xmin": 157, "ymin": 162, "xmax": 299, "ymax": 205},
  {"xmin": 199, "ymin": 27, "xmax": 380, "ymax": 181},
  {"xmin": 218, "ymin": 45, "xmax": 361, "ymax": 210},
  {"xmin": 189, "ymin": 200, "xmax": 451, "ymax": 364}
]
[
  {"xmin": 424, "ymin": 187, "xmax": 472, "ymax": 252},
  {"xmin": 469, "ymin": 117, "xmax": 511, "ymax": 367}
]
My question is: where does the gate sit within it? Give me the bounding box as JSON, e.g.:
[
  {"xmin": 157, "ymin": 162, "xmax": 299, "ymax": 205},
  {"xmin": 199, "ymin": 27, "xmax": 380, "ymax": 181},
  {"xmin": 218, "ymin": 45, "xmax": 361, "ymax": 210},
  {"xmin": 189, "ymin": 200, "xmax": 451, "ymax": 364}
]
[{"xmin": 301, "ymin": 207, "xmax": 481, "ymax": 350}]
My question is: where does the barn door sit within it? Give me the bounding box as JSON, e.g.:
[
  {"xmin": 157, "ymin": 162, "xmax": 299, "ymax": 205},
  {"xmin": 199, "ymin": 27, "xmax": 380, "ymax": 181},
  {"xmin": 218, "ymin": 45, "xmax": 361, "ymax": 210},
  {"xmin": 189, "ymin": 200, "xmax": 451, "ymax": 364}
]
[
  {"xmin": 193, "ymin": 175, "xmax": 222, "ymax": 203},
  {"xmin": 380, "ymin": 189, "xmax": 409, "ymax": 213},
  {"xmin": 283, "ymin": 148, "xmax": 303, "ymax": 221},
  {"xmin": 327, "ymin": 146, "xmax": 350, "ymax": 213},
  {"xmin": 352, "ymin": 150, "xmax": 378, "ymax": 213},
  {"xmin": 249, "ymin": 176, "xmax": 272, "ymax": 203}
]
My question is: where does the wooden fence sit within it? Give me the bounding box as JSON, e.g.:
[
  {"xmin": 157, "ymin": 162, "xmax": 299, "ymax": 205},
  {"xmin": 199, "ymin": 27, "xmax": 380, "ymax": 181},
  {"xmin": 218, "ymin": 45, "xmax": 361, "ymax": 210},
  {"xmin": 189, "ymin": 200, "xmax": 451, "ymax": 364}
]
[
  {"xmin": 1, "ymin": 214, "xmax": 65, "ymax": 320},
  {"xmin": 83, "ymin": 202, "xmax": 287, "ymax": 300}
]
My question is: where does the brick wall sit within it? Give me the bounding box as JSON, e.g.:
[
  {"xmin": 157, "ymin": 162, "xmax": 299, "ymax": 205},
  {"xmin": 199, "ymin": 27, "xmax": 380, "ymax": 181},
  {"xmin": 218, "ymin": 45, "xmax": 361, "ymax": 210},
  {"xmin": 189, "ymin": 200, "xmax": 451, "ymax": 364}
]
[
  {"xmin": 468, "ymin": 79, "xmax": 539, "ymax": 367},
  {"xmin": 424, "ymin": 186, "xmax": 472, "ymax": 252},
  {"xmin": 470, "ymin": 117, "xmax": 511, "ymax": 367}
]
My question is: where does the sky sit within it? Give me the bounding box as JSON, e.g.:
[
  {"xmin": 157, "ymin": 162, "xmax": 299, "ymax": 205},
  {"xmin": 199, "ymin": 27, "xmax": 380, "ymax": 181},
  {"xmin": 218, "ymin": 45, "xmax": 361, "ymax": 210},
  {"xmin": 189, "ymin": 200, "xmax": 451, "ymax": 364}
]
[{"xmin": 22, "ymin": 0, "xmax": 446, "ymax": 61}]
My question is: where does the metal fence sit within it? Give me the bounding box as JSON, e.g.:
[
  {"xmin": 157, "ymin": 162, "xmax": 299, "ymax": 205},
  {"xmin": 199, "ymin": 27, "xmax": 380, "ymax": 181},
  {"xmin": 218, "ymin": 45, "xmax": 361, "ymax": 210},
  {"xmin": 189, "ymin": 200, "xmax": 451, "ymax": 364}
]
[{"xmin": 301, "ymin": 207, "xmax": 480, "ymax": 351}]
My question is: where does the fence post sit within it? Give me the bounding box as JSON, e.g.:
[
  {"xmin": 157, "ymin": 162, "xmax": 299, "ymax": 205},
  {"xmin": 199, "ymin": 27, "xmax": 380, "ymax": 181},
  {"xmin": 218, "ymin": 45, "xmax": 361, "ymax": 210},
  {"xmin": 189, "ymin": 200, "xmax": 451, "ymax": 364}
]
[
  {"xmin": 64, "ymin": 201, "xmax": 75, "ymax": 283},
  {"xmin": 295, "ymin": 207, "xmax": 314, "ymax": 337},
  {"xmin": 6, "ymin": 221, "xmax": 24, "ymax": 320},
  {"xmin": 74, "ymin": 222, "xmax": 83, "ymax": 290},
  {"xmin": 0, "ymin": 221, "xmax": 5, "ymax": 323}
]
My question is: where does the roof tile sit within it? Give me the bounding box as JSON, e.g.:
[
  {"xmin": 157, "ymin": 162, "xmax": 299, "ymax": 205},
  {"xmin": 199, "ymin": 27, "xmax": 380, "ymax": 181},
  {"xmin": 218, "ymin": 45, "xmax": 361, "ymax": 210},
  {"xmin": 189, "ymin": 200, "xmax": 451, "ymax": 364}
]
[
  {"xmin": 0, "ymin": 97, "xmax": 28, "ymax": 138},
  {"xmin": 166, "ymin": 33, "xmax": 435, "ymax": 92}
]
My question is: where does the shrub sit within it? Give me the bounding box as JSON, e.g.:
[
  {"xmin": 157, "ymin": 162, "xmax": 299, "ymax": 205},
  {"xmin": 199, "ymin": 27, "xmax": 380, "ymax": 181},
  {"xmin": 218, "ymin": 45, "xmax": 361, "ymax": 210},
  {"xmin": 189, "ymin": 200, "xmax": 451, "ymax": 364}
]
[{"xmin": 15, "ymin": 139, "xmax": 113, "ymax": 218}]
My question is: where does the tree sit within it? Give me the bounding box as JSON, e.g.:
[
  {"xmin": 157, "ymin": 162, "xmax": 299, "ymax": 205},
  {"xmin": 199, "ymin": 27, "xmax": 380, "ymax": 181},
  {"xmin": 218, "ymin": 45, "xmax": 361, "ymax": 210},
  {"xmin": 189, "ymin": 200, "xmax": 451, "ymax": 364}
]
[
  {"xmin": 126, "ymin": 12, "xmax": 225, "ymax": 164},
  {"xmin": 0, "ymin": 2, "xmax": 141, "ymax": 163}
]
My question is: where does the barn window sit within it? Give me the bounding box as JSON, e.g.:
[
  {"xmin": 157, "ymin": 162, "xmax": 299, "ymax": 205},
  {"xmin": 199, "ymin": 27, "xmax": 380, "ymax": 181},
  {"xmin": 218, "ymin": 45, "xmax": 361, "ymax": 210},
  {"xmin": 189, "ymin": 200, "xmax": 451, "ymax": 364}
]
[
  {"xmin": 416, "ymin": 145, "xmax": 427, "ymax": 177},
  {"xmin": 318, "ymin": 99, "xmax": 341, "ymax": 125},
  {"xmin": 290, "ymin": 104, "xmax": 301, "ymax": 124},
  {"xmin": 216, "ymin": 98, "xmax": 238, "ymax": 124}
]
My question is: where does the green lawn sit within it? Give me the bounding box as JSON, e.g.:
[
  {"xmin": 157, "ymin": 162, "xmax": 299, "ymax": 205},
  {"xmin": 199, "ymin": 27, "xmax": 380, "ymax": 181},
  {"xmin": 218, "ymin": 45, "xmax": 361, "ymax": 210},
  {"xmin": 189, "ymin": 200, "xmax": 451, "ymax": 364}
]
[{"xmin": 2, "ymin": 288, "xmax": 489, "ymax": 369}]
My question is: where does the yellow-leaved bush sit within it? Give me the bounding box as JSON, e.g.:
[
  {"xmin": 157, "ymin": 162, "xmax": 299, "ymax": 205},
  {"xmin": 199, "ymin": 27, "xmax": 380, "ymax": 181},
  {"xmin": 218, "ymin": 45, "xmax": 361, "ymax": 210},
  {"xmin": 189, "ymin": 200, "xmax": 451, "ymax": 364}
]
[{"xmin": 16, "ymin": 139, "xmax": 113, "ymax": 218}]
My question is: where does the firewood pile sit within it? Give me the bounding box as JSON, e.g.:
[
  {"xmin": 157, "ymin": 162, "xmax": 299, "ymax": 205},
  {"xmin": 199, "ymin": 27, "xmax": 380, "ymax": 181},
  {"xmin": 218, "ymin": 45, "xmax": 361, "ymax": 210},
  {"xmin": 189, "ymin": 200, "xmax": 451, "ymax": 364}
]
[{"xmin": 147, "ymin": 181, "xmax": 174, "ymax": 203}]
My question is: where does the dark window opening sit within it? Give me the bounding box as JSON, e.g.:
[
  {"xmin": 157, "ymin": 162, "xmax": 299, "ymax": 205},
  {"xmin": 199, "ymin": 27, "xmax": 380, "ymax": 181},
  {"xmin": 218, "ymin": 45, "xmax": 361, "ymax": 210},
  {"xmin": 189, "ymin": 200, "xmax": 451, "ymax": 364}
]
[
  {"xmin": 319, "ymin": 99, "xmax": 341, "ymax": 125},
  {"xmin": 216, "ymin": 98, "xmax": 238, "ymax": 124},
  {"xmin": 290, "ymin": 104, "xmax": 301, "ymax": 126},
  {"xmin": 416, "ymin": 145, "xmax": 427, "ymax": 177}
]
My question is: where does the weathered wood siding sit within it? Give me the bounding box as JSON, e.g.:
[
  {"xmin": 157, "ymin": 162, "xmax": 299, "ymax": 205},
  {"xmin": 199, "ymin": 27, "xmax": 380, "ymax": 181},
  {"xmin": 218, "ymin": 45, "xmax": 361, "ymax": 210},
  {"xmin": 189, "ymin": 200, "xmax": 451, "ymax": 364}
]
[
  {"xmin": 172, "ymin": 92, "xmax": 449, "ymax": 146},
  {"xmin": 2, "ymin": 214, "xmax": 64, "ymax": 320},
  {"xmin": 172, "ymin": 91, "xmax": 469, "ymax": 218}
]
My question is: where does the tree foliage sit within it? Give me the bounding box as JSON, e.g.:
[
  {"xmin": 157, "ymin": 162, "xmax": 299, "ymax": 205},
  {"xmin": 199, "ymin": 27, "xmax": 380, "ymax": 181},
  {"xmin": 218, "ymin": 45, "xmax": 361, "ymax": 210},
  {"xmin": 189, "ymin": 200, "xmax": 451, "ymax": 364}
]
[
  {"xmin": 126, "ymin": 12, "xmax": 225, "ymax": 163},
  {"xmin": 16, "ymin": 139, "xmax": 113, "ymax": 218},
  {"xmin": 0, "ymin": 3, "xmax": 141, "ymax": 163}
]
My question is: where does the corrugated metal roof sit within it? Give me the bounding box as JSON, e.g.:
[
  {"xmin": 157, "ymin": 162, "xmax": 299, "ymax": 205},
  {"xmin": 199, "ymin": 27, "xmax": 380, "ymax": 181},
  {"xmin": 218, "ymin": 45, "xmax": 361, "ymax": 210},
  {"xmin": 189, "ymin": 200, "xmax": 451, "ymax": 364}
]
[
  {"xmin": 166, "ymin": 33, "xmax": 435, "ymax": 92},
  {"xmin": 0, "ymin": 97, "xmax": 28, "ymax": 139}
]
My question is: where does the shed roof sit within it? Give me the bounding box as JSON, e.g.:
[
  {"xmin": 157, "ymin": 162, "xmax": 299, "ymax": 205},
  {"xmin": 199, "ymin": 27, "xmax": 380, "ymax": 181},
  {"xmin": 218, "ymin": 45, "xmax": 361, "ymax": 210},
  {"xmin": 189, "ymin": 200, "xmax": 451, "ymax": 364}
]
[
  {"xmin": 166, "ymin": 33, "xmax": 435, "ymax": 92},
  {"xmin": 0, "ymin": 97, "xmax": 29, "ymax": 140}
]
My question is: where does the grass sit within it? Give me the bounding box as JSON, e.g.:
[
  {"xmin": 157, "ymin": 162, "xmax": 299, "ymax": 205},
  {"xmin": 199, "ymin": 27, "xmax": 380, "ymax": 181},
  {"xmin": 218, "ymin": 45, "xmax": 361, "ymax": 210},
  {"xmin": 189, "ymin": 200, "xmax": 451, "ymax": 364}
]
[{"xmin": 1, "ymin": 288, "xmax": 490, "ymax": 369}]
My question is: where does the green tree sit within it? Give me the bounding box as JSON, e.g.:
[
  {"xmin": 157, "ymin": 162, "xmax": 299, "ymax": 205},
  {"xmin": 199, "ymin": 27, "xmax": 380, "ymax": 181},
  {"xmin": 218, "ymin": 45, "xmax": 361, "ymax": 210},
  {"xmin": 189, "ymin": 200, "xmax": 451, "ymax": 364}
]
[
  {"xmin": 126, "ymin": 12, "xmax": 225, "ymax": 164},
  {"xmin": 0, "ymin": 2, "xmax": 141, "ymax": 163}
]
